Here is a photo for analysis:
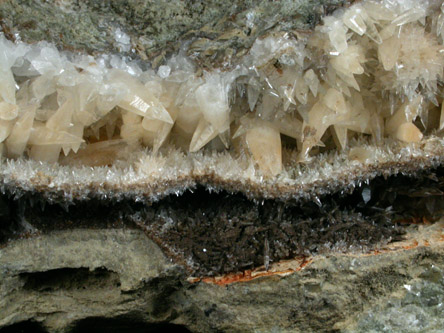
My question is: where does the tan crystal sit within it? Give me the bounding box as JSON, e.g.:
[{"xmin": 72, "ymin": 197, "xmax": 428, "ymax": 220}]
[
  {"xmin": 0, "ymin": 119, "xmax": 14, "ymax": 143},
  {"xmin": 0, "ymin": 101, "xmax": 18, "ymax": 121},
  {"xmin": 385, "ymin": 96, "xmax": 422, "ymax": 136},
  {"xmin": 189, "ymin": 118, "xmax": 218, "ymax": 153},
  {"xmin": 29, "ymin": 145, "xmax": 61, "ymax": 163},
  {"xmin": 245, "ymin": 122, "xmax": 282, "ymax": 177},
  {"xmin": 112, "ymin": 72, "xmax": 173, "ymax": 124},
  {"xmin": 323, "ymin": 88, "xmax": 347, "ymax": 114},
  {"xmin": 5, "ymin": 106, "xmax": 35, "ymax": 157},
  {"xmin": 378, "ymin": 35, "xmax": 400, "ymax": 71},
  {"xmin": 349, "ymin": 147, "xmax": 374, "ymax": 163},
  {"xmin": 395, "ymin": 122, "xmax": 423, "ymax": 143},
  {"xmin": 0, "ymin": 69, "xmax": 16, "ymax": 105},
  {"xmin": 332, "ymin": 125, "xmax": 348, "ymax": 150}
]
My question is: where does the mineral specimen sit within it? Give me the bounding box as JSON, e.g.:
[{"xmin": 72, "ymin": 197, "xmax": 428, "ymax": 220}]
[{"xmin": 3, "ymin": 0, "xmax": 444, "ymax": 332}]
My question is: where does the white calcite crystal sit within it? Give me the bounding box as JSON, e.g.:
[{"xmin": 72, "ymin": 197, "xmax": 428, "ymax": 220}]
[{"xmin": 1, "ymin": 0, "xmax": 444, "ymax": 177}]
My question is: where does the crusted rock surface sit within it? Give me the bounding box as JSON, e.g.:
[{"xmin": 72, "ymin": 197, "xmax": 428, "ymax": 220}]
[{"xmin": 0, "ymin": 0, "xmax": 351, "ymax": 68}]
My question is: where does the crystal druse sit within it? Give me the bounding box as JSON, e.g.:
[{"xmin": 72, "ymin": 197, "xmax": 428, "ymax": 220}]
[
  {"xmin": 2, "ymin": 0, "xmax": 444, "ymax": 276},
  {"xmin": 3, "ymin": 0, "xmax": 444, "ymax": 331},
  {"xmin": 0, "ymin": 0, "xmax": 444, "ymax": 200}
]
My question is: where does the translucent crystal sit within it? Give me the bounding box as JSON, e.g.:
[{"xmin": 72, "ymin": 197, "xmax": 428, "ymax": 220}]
[
  {"xmin": 363, "ymin": 1, "xmax": 396, "ymax": 21},
  {"xmin": 323, "ymin": 16, "xmax": 348, "ymax": 53},
  {"xmin": 247, "ymin": 81, "xmax": 261, "ymax": 111},
  {"xmin": 111, "ymin": 71, "xmax": 173, "ymax": 124},
  {"xmin": 331, "ymin": 45, "xmax": 365, "ymax": 77},
  {"xmin": 245, "ymin": 122, "xmax": 282, "ymax": 177},
  {"xmin": 189, "ymin": 118, "xmax": 218, "ymax": 153},
  {"xmin": 378, "ymin": 35, "xmax": 400, "ymax": 71},
  {"xmin": 304, "ymin": 69, "xmax": 319, "ymax": 97},
  {"xmin": 114, "ymin": 28, "xmax": 131, "ymax": 53},
  {"xmin": 0, "ymin": 0, "xmax": 440, "ymax": 175},
  {"xmin": 29, "ymin": 145, "xmax": 61, "ymax": 163},
  {"xmin": 5, "ymin": 106, "xmax": 35, "ymax": 157},
  {"xmin": 385, "ymin": 96, "xmax": 422, "ymax": 136},
  {"xmin": 157, "ymin": 65, "xmax": 171, "ymax": 79},
  {"xmin": 0, "ymin": 69, "xmax": 16, "ymax": 104},
  {"xmin": 142, "ymin": 117, "xmax": 174, "ymax": 153},
  {"xmin": 440, "ymin": 102, "xmax": 444, "ymax": 130},
  {"xmin": 323, "ymin": 88, "xmax": 347, "ymax": 114},
  {"xmin": 28, "ymin": 123, "xmax": 85, "ymax": 146},
  {"xmin": 298, "ymin": 102, "xmax": 332, "ymax": 160},
  {"xmin": 250, "ymin": 35, "xmax": 296, "ymax": 67},
  {"xmin": 438, "ymin": 9, "xmax": 444, "ymax": 40},
  {"xmin": 274, "ymin": 115, "xmax": 302, "ymax": 140},
  {"xmin": 118, "ymin": 93, "xmax": 172, "ymax": 124},
  {"xmin": 175, "ymin": 102, "xmax": 201, "ymax": 139},
  {"xmin": 0, "ymin": 35, "xmax": 30, "ymax": 71},
  {"xmin": 392, "ymin": 7, "xmax": 427, "ymax": 26},
  {"xmin": 294, "ymin": 78, "xmax": 309, "ymax": 105},
  {"xmin": 195, "ymin": 73, "xmax": 230, "ymax": 134},
  {"xmin": 63, "ymin": 124, "xmax": 83, "ymax": 155},
  {"xmin": 120, "ymin": 122, "xmax": 144, "ymax": 141},
  {"xmin": 257, "ymin": 90, "xmax": 281, "ymax": 119},
  {"xmin": 0, "ymin": 119, "xmax": 14, "ymax": 143},
  {"xmin": 46, "ymin": 99, "xmax": 73, "ymax": 130},
  {"xmin": 332, "ymin": 125, "xmax": 348, "ymax": 150},
  {"xmin": 395, "ymin": 122, "xmax": 423, "ymax": 143},
  {"xmin": 0, "ymin": 101, "xmax": 18, "ymax": 121},
  {"xmin": 31, "ymin": 73, "xmax": 57, "ymax": 101},
  {"xmin": 30, "ymin": 44, "xmax": 64, "ymax": 75},
  {"xmin": 343, "ymin": 6, "xmax": 367, "ymax": 36}
]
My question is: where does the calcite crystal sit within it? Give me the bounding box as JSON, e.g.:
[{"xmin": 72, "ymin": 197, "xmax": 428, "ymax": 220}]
[{"xmin": 0, "ymin": 0, "xmax": 444, "ymax": 176}]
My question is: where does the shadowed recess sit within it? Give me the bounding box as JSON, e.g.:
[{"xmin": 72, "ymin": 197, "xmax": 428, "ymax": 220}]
[
  {"xmin": 0, "ymin": 320, "xmax": 47, "ymax": 333},
  {"xmin": 70, "ymin": 317, "xmax": 191, "ymax": 333},
  {"xmin": 19, "ymin": 267, "xmax": 121, "ymax": 291}
]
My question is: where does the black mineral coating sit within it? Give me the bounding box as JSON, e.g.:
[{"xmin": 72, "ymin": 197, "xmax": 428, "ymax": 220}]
[{"xmin": 3, "ymin": 168, "xmax": 444, "ymax": 276}]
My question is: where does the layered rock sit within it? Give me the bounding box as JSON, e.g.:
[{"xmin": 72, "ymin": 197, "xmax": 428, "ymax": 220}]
[{"xmin": 2, "ymin": 0, "xmax": 444, "ymax": 332}]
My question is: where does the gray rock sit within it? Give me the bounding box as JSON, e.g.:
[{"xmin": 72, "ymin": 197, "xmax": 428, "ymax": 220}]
[
  {"xmin": 1, "ymin": 225, "xmax": 444, "ymax": 332},
  {"xmin": 0, "ymin": 0, "xmax": 351, "ymax": 68}
]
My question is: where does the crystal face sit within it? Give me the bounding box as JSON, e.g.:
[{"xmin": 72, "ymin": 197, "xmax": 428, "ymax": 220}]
[{"xmin": 1, "ymin": 1, "xmax": 444, "ymax": 177}]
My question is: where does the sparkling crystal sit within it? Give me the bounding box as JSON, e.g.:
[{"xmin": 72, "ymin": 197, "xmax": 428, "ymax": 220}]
[
  {"xmin": 0, "ymin": 0, "xmax": 441, "ymax": 176},
  {"xmin": 343, "ymin": 6, "xmax": 367, "ymax": 36}
]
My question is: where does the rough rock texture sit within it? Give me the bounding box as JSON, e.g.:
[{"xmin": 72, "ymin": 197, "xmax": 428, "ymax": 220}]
[
  {"xmin": 0, "ymin": 0, "xmax": 351, "ymax": 68},
  {"xmin": 1, "ymin": 223, "xmax": 444, "ymax": 332}
]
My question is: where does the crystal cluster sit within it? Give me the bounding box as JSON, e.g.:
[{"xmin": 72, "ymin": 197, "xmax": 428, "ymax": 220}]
[{"xmin": 1, "ymin": 0, "xmax": 444, "ymax": 177}]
